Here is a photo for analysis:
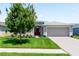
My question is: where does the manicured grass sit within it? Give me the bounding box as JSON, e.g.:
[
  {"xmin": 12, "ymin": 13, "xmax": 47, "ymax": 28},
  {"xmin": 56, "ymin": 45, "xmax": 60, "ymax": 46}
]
[
  {"xmin": 72, "ymin": 35, "xmax": 79, "ymax": 39},
  {"xmin": 0, "ymin": 52, "xmax": 70, "ymax": 56},
  {"xmin": 0, "ymin": 37, "xmax": 60, "ymax": 49}
]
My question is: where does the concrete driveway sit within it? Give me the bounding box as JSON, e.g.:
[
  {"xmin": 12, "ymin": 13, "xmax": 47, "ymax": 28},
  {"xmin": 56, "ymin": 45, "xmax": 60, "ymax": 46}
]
[{"xmin": 49, "ymin": 37, "xmax": 79, "ymax": 56}]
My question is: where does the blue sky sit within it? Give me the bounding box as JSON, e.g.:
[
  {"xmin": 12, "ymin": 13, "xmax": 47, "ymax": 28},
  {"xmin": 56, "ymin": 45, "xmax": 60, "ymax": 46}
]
[{"xmin": 0, "ymin": 3, "xmax": 79, "ymax": 23}]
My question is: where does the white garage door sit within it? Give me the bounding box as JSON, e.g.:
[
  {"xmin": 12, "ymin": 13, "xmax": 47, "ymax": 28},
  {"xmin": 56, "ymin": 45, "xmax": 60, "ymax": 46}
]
[{"xmin": 47, "ymin": 27, "xmax": 69, "ymax": 37}]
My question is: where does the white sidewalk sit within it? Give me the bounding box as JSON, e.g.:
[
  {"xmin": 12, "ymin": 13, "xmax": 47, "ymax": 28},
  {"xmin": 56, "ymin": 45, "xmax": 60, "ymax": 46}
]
[{"xmin": 0, "ymin": 48, "xmax": 66, "ymax": 54}]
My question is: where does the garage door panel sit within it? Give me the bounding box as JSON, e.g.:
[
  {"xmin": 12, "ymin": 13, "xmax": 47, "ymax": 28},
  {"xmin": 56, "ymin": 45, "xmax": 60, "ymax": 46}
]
[{"xmin": 47, "ymin": 27, "xmax": 69, "ymax": 37}]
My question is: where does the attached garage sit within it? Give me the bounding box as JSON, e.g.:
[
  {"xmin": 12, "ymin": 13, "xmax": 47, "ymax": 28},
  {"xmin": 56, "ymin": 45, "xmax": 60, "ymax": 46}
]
[
  {"xmin": 47, "ymin": 27, "xmax": 69, "ymax": 37},
  {"xmin": 43, "ymin": 22, "xmax": 73, "ymax": 37}
]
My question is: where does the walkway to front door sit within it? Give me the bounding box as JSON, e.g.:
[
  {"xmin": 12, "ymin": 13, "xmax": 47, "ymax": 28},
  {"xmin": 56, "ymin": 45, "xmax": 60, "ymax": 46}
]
[{"xmin": 49, "ymin": 37, "xmax": 79, "ymax": 56}]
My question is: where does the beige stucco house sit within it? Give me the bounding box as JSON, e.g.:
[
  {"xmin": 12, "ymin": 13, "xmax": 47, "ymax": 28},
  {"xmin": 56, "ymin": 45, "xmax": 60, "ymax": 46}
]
[{"xmin": 0, "ymin": 21, "xmax": 73, "ymax": 37}]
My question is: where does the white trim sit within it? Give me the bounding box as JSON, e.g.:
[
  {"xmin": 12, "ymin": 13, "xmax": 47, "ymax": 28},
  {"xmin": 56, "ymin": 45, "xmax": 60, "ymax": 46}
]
[
  {"xmin": 43, "ymin": 26, "xmax": 47, "ymax": 36},
  {"xmin": 31, "ymin": 28, "xmax": 34, "ymax": 36}
]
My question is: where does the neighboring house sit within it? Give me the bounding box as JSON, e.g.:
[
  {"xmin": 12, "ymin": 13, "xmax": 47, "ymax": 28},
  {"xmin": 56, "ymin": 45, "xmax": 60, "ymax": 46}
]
[
  {"xmin": 0, "ymin": 22, "xmax": 8, "ymax": 36},
  {"xmin": 0, "ymin": 21, "xmax": 73, "ymax": 37},
  {"xmin": 72, "ymin": 24, "xmax": 79, "ymax": 35}
]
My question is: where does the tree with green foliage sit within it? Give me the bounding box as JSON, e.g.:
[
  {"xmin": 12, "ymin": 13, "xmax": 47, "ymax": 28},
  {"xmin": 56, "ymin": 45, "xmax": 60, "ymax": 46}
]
[{"xmin": 5, "ymin": 3, "xmax": 37, "ymax": 42}]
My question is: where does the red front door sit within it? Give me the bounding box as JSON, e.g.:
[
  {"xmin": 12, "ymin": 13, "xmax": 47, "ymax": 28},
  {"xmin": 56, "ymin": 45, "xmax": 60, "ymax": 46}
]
[{"xmin": 34, "ymin": 26, "xmax": 40, "ymax": 36}]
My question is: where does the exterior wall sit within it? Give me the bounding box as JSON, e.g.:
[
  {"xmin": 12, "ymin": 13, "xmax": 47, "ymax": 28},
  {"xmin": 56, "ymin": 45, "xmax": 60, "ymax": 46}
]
[
  {"xmin": 43, "ymin": 26, "xmax": 47, "ymax": 36},
  {"xmin": 40, "ymin": 26, "xmax": 43, "ymax": 36},
  {"xmin": 30, "ymin": 28, "xmax": 34, "ymax": 36},
  {"xmin": 69, "ymin": 26, "xmax": 73, "ymax": 36}
]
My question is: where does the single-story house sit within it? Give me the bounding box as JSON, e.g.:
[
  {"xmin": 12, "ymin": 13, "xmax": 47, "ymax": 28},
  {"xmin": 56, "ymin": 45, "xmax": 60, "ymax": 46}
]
[{"xmin": 0, "ymin": 21, "xmax": 73, "ymax": 37}]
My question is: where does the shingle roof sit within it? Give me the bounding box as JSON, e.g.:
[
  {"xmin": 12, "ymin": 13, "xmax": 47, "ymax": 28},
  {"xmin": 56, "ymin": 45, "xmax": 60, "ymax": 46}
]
[
  {"xmin": 0, "ymin": 21, "xmax": 72, "ymax": 26},
  {"xmin": 44, "ymin": 21, "xmax": 72, "ymax": 25}
]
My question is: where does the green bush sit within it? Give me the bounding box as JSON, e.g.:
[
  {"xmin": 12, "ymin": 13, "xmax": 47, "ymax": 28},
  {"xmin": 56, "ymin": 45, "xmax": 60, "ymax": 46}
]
[
  {"xmin": 11, "ymin": 34, "xmax": 15, "ymax": 37},
  {"xmin": 25, "ymin": 34, "xmax": 34, "ymax": 38}
]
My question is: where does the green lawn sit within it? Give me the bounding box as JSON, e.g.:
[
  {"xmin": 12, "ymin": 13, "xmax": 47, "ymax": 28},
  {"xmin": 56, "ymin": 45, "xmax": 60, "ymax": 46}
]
[
  {"xmin": 0, "ymin": 37, "xmax": 60, "ymax": 49},
  {"xmin": 0, "ymin": 52, "xmax": 70, "ymax": 56}
]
